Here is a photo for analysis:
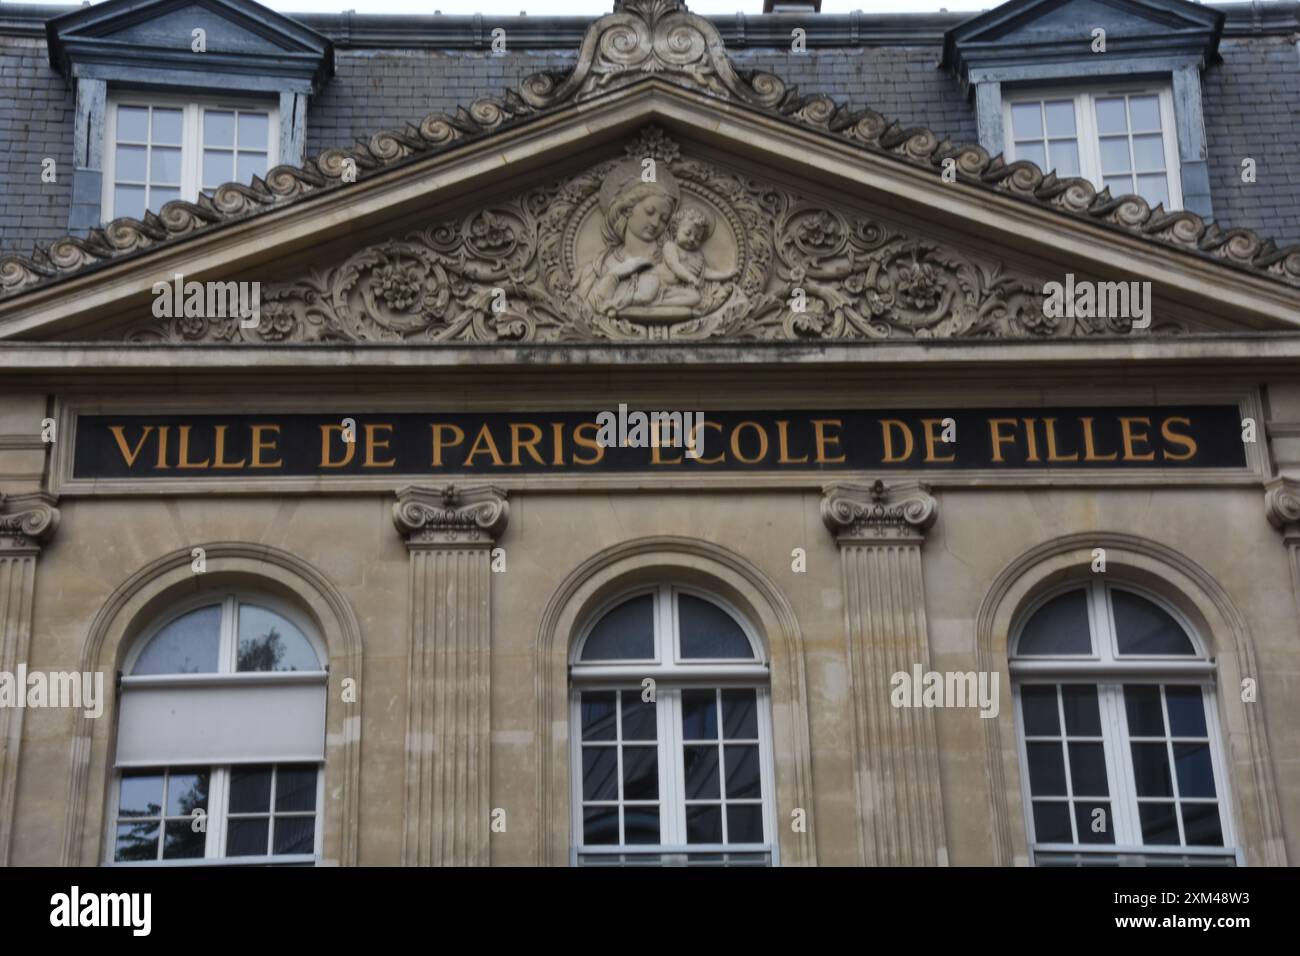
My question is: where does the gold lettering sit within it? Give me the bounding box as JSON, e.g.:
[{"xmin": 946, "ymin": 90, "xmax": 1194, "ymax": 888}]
[
  {"xmin": 730, "ymin": 421, "xmax": 769, "ymax": 465},
  {"xmin": 775, "ymin": 420, "xmax": 809, "ymax": 465},
  {"xmin": 250, "ymin": 424, "xmax": 282, "ymax": 469},
  {"xmin": 691, "ymin": 421, "xmax": 725, "ymax": 465},
  {"xmin": 1161, "ymin": 416, "xmax": 1198, "ymax": 461},
  {"xmin": 651, "ymin": 420, "xmax": 683, "ymax": 465},
  {"xmin": 811, "ymin": 419, "xmax": 847, "ymax": 464},
  {"xmin": 1042, "ymin": 417, "xmax": 1079, "ymax": 462},
  {"xmin": 108, "ymin": 425, "xmax": 154, "ymax": 469},
  {"xmin": 465, "ymin": 424, "xmax": 505, "ymax": 467},
  {"xmin": 880, "ymin": 419, "xmax": 915, "ymax": 464},
  {"xmin": 176, "ymin": 425, "xmax": 211, "ymax": 469},
  {"xmin": 155, "ymin": 425, "xmax": 170, "ymax": 470},
  {"xmin": 431, "ymin": 424, "xmax": 465, "ymax": 468},
  {"xmin": 1119, "ymin": 416, "xmax": 1155, "ymax": 462},
  {"xmin": 1022, "ymin": 418, "xmax": 1041, "ymax": 463},
  {"xmin": 572, "ymin": 422, "xmax": 605, "ymax": 465},
  {"xmin": 550, "ymin": 422, "xmax": 565, "ymax": 466},
  {"xmin": 921, "ymin": 418, "xmax": 956, "ymax": 464},
  {"xmin": 988, "ymin": 418, "xmax": 1019, "ymax": 464},
  {"xmin": 1080, "ymin": 417, "xmax": 1117, "ymax": 462},
  {"xmin": 509, "ymin": 422, "xmax": 546, "ymax": 467},
  {"xmin": 211, "ymin": 424, "xmax": 247, "ymax": 469},
  {"xmin": 363, "ymin": 423, "xmax": 397, "ymax": 468},
  {"xmin": 320, "ymin": 425, "xmax": 356, "ymax": 468}
]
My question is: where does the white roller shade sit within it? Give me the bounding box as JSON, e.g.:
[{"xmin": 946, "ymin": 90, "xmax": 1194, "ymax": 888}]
[{"xmin": 115, "ymin": 672, "xmax": 327, "ymax": 767}]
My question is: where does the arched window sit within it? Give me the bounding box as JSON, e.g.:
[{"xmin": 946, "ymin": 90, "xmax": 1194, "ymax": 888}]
[
  {"xmin": 1011, "ymin": 579, "xmax": 1238, "ymax": 866},
  {"xmin": 569, "ymin": 585, "xmax": 777, "ymax": 866},
  {"xmin": 108, "ymin": 592, "xmax": 327, "ymax": 865}
]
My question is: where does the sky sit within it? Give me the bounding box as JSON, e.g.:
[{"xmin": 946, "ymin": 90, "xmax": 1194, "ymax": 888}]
[{"xmin": 7, "ymin": 1, "xmax": 997, "ymax": 15}]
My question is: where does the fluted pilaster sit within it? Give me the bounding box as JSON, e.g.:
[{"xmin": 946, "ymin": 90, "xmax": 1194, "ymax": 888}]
[
  {"xmin": 822, "ymin": 479, "xmax": 947, "ymax": 866},
  {"xmin": 393, "ymin": 484, "xmax": 507, "ymax": 866}
]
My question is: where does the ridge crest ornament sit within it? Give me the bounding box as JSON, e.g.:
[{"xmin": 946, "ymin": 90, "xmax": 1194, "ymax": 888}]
[{"xmin": 120, "ymin": 128, "xmax": 1179, "ymax": 344}]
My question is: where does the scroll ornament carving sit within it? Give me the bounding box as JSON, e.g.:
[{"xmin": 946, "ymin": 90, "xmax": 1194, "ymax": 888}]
[
  {"xmin": 0, "ymin": 492, "xmax": 60, "ymax": 552},
  {"xmin": 392, "ymin": 485, "xmax": 509, "ymax": 546},
  {"xmin": 120, "ymin": 129, "xmax": 1177, "ymax": 344},
  {"xmin": 1264, "ymin": 477, "xmax": 1300, "ymax": 532},
  {"xmin": 821, "ymin": 480, "xmax": 938, "ymax": 542}
]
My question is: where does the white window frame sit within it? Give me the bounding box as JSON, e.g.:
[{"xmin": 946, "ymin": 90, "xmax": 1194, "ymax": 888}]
[
  {"xmin": 102, "ymin": 91, "xmax": 280, "ymax": 221},
  {"xmin": 107, "ymin": 590, "xmax": 325, "ymax": 866},
  {"xmin": 569, "ymin": 585, "xmax": 779, "ymax": 866},
  {"xmin": 1003, "ymin": 83, "xmax": 1183, "ymax": 211},
  {"xmin": 1010, "ymin": 580, "xmax": 1241, "ymax": 866}
]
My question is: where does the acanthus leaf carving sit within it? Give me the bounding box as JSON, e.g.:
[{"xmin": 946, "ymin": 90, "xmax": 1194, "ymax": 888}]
[
  {"xmin": 821, "ymin": 479, "xmax": 937, "ymax": 544},
  {"xmin": 0, "ymin": 492, "xmax": 60, "ymax": 553},
  {"xmin": 393, "ymin": 484, "xmax": 509, "ymax": 547}
]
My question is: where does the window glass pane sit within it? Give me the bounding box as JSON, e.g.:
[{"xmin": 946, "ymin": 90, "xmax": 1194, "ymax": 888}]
[
  {"xmin": 229, "ymin": 765, "xmax": 273, "ymax": 813},
  {"xmin": 150, "ymin": 187, "xmax": 180, "ymax": 211},
  {"xmin": 683, "ymin": 745, "xmax": 721, "ymax": 799},
  {"xmin": 117, "ymin": 106, "xmax": 149, "ymax": 142},
  {"xmin": 203, "ymin": 149, "xmax": 232, "ymax": 189},
  {"xmin": 1061, "ymin": 684, "xmax": 1101, "ymax": 736},
  {"xmin": 582, "ymin": 748, "xmax": 618, "ymax": 801},
  {"xmin": 163, "ymin": 819, "xmax": 205, "ymax": 859},
  {"xmin": 237, "ymin": 112, "xmax": 270, "ymax": 148},
  {"xmin": 620, "ymin": 695, "xmax": 656, "ymax": 741},
  {"xmin": 114, "ymin": 821, "xmax": 159, "ymax": 861},
  {"xmin": 1103, "ymin": 175, "xmax": 1132, "ymax": 197},
  {"xmin": 1138, "ymin": 802, "xmax": 1179, "ymax": 845},
  {"xmin": 165, "ymin": 769, "xmax": 209, "ymax": 816},
  {"xmin": 1016, "ymin": 589, "xmax": 1091, "ymax": 656},
  {"xmin": 678, "ymin": 593, "xmax": 752, "ymax": 659},
  {"xmin": 1136, "ymin": 175, "xmax": 1169, "ymax": 209},
  {"xmin": 686, "ymin": 804, "xmax": 722, "ymax": 844},
  {"xmin": 1011, "ymin": 102, "xmax": 1043, "ymax": 139},
  {"xmin": 1095, "ymin": 97, "xmax": 1128, "ymax": 135},
  {"xmin": 275, "ymin": 765, "xmax": 318, "ymax": 813},
  {"xmin": 1044, "ymin": 100, "xmax": 1075, "ymax": 137},
  {"xmin": 1099, "ymin": 137, "xmax": 1131, "ymax": 174},
  {"xmin": 236, "ymin": 151, "xmax": 268, "ymax": 183},
  {"xmin": 115, "ymin": 144, "xmax": 147, "ymax": 182},
  {"xmin": 226, "ymin": 818, "xmax": 269, "ymax": 856},
  {"xmin": 580, "ymin": 594, "xmax": 654, "ymax": 661},
  {"xmin": 150, "ymin": 146, "xmax": 182, "ymax": 185},
  {"xmin": 1016, "ymin": 141, "xmax": 1046, "ymax": 168},
  {"xmin": 580, "ymin": 691, "xmax": 616, "ymax": 741},
  {"xmin": 623, "ymin": 808, "xmax": 660, "ymax": 845},
  {"xmin": 1131, "ymin": 743, "xmax": 1173, "ymax": 797},
  {"xmin": 114, "ymin": 185, "xmax": 146, "ymax": 219},
  {"xmin": 1174, "ymin": 743, "xmax": 1216, "ymax": 798},
  {"xmin": 1128, "ymin": 95, "xmax": 1160, "ymax": 131},
  {"xmin": 1050, "ymin": 140, "xmax": 1080, "ymax": 178},
  {"xmin": 237, "ymin": 604, "xmax": 320, "ymax": 671},
  {"xmin": 1112, "ymin": 590, "xmax": 1194, "ymax": 655},
  {"xmin": 621, "ymin": 746, "xmax": 658, "ymax": 800},
  {"xmin": 1125, "ymin": 684, "xmax": 1165, "ymax": 735},
  {"xmin": 1019, "ymin": 685, "xmax": 1059, "ymax": 736},
  {"xmin": 727, "ymin": 804, "xmax": 764, "ymax": 843},
  {"xmin": 118, "ymin": 772, "xmax": 163, "ymax": 817},
  {"xmin": 1181, "ymin": 803, "xmax": 1223, "ymax": 846},
  {"xmin": 1164, "ymin": 686, "xmax": 1208, "ymax": 737},
  {"xmin": 724, "ymin": 745, "xmax": 761, "ymax": 798},
  {"xmin": 1131, "ymin": 134, "xmax": 1165, "ymax": 171},
  {"xmin": 583, "ymin": 807, "xmax": 618, "ymax": 845},
  {"xmin": 133, "ymin": 604, "xmax": 221, "ymax": 674},
  {"xmin": 681, "ymin": 689, "xmax": 718, "ymax": 740},
  {"xmin": 151, "ymin": 108, "xmax": 183, "ymax": 145},
  {"xmin": 272, "ymin": 816, "xmax": 315, "ymax": 854},
  {"xmin": 1067, "ymin": 742, "xmax": 1109, "ymax": 796},
  {"xmin": 204, "ymin": 110, "xmax": 235, "ymax": 147},
  {"xmin": 1074, "ymin": 801, "xmax": 1113, "ymax": 844},
  {"xmin": 1026, "ymin": 741, "xmax": 1067, "ymax": 795},
  {"xmin": 1032, "ymin": 801, "xmax": 1071, "ymax": 842},
  {"xmin": 722, "ymin": 689, "xmax": 758, "ymax": 739}
]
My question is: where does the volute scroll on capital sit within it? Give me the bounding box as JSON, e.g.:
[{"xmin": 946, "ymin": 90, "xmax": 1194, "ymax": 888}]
[
  {"xmin": 0, "ymin": 492, "xmax": 60, "ymax": 553},
  {"xmin": 1264, "ymin": 476, "xmax": 1300, "ymax": 534},
  {"xmin": 392, "ymin": 484, "xmax": 509, "ymax": 547},
  {"xmin": 821, "ymin": 479, "xmax": 938, "ymax": 544}
]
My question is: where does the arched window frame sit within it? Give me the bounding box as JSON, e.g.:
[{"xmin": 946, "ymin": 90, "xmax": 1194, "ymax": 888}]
[
  {"xmin": 105, "ymin": 589, "xmax": 328, "ymax": 867},
  {"xmin": 1010, "ymin": 578, "xmax": 1240, "ymax": 866},
  {"xmin": 568, "ymin": 583, "xmax": 778, "ymax": 866}
]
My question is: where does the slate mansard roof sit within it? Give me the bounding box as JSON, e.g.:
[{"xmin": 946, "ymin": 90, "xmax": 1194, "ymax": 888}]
[{"xmin": 0, "ymin": 0, "xmax": 1298, "ymax": 297}]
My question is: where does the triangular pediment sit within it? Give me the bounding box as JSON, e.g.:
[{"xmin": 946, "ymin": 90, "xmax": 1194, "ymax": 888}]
[
  {"xmin": 3, "ymin": 0, "xmax": 1296, "ymax": 345},
  {"xmin": 958, "ymin": 0, "xmax": 1220, "ymax": 43}
]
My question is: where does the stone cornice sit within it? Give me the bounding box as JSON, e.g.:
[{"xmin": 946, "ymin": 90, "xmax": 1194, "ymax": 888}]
[
  {"xmin": 1264, "ymin": 476, "xmax": 1300, "ymax": 532},
  {"xmin": 821, "ymin": 479, "xmax": 937, "ymax": 544},
  {"xmin": 392, "ymin": 484, "xmax": 509, "ymax": 547},
  {"xmin": 0, "ymin": 491, "xmax": 60, "ymax": 552}
]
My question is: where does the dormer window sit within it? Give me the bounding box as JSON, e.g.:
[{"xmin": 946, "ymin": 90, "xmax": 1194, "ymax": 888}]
[
  {"xmin": 104, "ymin": 95, "xmax": 278, "ymax": 220},
  {"xmin": 1005, "ymin": 85, "xmax": 1182, "ymax": 210}
]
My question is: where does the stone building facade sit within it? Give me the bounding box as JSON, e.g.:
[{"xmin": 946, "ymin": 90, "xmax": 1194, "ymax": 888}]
[{"xmin": 0, "ymin": 0, "xmax": 1297, "ymax": 867}]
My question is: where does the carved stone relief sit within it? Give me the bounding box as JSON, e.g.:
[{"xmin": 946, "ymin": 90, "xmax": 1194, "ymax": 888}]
[{"xmin": 118, "ymin": 127, "xmax": 1185, "ymax": 344}]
